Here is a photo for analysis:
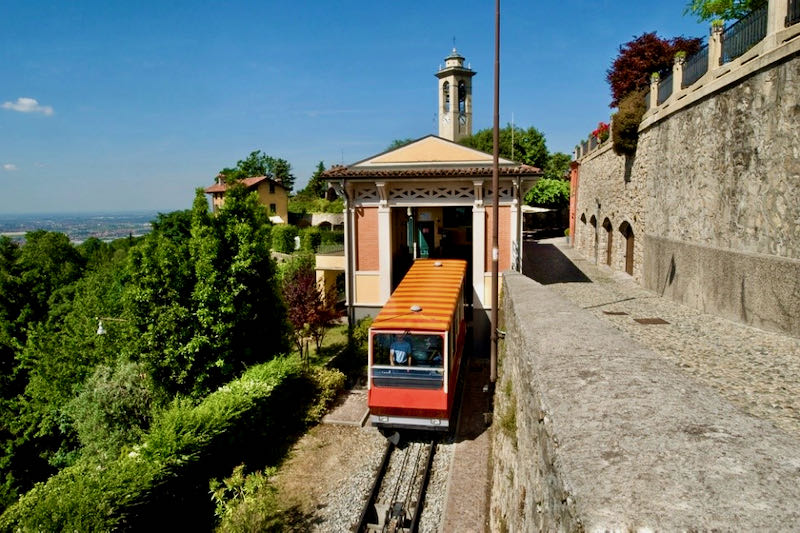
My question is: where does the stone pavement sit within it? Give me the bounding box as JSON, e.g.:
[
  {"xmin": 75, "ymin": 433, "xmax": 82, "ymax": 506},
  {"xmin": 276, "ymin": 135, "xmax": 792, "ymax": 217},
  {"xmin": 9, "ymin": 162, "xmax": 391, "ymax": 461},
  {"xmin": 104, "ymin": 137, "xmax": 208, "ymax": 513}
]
[
  {"xmin": 524, "ymin": 237, "xmax": 800, "ymax": 439},
  {"xmin": 441, "ymin": 356, "xmax": 492, "ymax": 533}
]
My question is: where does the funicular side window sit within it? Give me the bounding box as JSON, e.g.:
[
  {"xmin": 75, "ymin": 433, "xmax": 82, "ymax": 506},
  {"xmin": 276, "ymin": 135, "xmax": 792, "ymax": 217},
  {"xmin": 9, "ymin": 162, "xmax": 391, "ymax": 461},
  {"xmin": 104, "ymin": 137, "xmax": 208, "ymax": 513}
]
[{"xmin": 371, "ymin": 331, "xmax": 444, "ymax": 389}]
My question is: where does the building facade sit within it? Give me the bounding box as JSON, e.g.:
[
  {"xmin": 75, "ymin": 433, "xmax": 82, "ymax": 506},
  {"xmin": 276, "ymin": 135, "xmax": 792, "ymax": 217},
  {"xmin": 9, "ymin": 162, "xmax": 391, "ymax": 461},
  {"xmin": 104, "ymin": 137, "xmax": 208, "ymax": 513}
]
[
  {"xmin": 204, "ymin": 175, "xmax": 289, "ymax": 224},
  {"xmin": 326, "ymin": 135, "xmax": 539, "ymax": 351}
]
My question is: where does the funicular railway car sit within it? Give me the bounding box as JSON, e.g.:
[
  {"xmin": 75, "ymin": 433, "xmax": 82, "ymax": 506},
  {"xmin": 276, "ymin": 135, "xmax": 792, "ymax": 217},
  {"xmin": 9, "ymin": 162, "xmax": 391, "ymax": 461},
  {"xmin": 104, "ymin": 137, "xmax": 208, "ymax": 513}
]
[{"xmin": 368, "ymin": 259, "xmax": 467, "ymax": 431}]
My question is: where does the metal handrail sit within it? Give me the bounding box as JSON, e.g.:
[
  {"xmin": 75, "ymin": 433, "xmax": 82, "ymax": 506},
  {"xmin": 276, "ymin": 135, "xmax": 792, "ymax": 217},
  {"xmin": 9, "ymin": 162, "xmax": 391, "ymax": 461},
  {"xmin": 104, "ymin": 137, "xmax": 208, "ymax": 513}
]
[
  {"xmin": 657, "ymin": 73, "xmax": 673, "ymax": 104},
  {"xmin": 682, "ymin": 43, "xmax": 709, "ymax": 87},
  {"xmin": 789, "ymin": 0, "xmax": 800, "ymax": 26},
  {"xmin": 722, "ymin": 4, "xmax": 768, "ymax": 63}
]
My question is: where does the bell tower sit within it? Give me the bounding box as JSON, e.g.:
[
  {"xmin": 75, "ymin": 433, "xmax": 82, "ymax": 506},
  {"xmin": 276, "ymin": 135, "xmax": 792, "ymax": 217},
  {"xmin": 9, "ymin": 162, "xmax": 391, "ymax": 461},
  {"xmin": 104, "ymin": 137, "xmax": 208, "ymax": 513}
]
[{"xmin": 436, "ymin": 48, "xmax": 476, "ymax": 142}]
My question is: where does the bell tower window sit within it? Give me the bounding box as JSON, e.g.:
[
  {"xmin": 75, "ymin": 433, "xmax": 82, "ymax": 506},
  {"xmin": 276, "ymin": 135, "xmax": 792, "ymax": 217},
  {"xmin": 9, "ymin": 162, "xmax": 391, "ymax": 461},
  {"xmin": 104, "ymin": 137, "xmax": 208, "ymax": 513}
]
[
  {"xmin": 443, "ymin": 81, "xmax": 450, "ymax": 113},
  {"xmin": 458, "ymin": 80, "xmax": 466, "ymax": 115}
]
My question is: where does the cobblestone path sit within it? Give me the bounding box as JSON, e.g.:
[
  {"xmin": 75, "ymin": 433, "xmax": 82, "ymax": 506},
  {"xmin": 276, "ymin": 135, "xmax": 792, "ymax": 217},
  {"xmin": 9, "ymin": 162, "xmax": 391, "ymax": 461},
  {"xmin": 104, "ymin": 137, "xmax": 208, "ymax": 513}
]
[{"xmin": 523, "ymin": 238, "xmax": 800, "ymax": 439}]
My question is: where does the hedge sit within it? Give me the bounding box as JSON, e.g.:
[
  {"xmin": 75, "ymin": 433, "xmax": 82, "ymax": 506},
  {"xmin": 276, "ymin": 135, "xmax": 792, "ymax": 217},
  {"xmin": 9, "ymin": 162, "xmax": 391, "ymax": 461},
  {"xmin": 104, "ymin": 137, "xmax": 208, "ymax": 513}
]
[
  {"xmin": 270, "ymin": 225, "xmax": 298, "ymax": 254},
  {"xmin": 0, "ymin": 358, "xmax": 345, "ymax": 532},
  {"xmin": 299, "ymin": 227, "xmax": 322, "ymax": 253}
]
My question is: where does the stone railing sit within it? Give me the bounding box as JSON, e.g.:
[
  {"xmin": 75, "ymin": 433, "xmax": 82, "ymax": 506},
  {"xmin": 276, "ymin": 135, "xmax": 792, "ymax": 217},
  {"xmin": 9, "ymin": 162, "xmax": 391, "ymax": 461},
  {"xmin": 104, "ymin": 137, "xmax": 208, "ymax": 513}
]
[
  {"xmin": 574, "ymin": 0, "xmax": 800, "ymax": 160},
  {"xmin": 490, "ymin": 272, "xmax": 800, "ymax": 531},
  {"xmin": 641, "ymin": 0, "xmax": 800, "ymax": 128}
]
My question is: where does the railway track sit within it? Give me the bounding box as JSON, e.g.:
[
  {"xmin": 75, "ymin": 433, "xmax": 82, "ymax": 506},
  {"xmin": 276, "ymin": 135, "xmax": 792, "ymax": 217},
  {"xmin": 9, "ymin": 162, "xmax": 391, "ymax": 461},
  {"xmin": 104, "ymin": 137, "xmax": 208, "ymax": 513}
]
[{"xmin": 354, "ymin": 437, "xmax": 437, "ymax": 533}]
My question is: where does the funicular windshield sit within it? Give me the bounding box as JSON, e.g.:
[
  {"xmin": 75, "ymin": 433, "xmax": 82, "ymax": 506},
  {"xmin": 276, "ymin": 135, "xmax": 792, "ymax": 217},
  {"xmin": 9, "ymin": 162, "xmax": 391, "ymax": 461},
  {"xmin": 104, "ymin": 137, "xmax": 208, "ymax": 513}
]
[{"xmin": 371, "ymin": 331, "xmax": 445, "ymax": 390}]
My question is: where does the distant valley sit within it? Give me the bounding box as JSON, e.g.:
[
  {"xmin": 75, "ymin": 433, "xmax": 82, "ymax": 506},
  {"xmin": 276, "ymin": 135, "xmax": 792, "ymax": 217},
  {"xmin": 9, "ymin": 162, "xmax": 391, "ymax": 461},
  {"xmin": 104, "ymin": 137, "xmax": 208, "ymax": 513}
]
[{"xmin": 0, "ymin": 211, "xmax": 158, "ymax": 243}]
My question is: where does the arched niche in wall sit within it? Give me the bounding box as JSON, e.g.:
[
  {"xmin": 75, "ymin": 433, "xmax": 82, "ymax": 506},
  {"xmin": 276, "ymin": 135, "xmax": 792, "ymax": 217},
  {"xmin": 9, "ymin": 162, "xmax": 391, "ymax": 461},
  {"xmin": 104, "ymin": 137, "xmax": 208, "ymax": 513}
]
[{"xmin": 618, "ymin": 221, "xmax": 634, "ymax": 275}]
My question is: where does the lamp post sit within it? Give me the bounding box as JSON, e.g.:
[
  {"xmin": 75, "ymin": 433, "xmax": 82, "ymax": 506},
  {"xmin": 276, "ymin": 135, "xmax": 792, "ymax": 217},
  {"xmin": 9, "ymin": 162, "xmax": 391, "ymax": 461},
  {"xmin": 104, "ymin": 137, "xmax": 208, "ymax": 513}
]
[
  {"xmin": 95, "ymin": 316, "xmax": 126, "ymax": 335},
  {"xmin": 490, "ymin": 0, "xmax": 500, "ymax": 384}
]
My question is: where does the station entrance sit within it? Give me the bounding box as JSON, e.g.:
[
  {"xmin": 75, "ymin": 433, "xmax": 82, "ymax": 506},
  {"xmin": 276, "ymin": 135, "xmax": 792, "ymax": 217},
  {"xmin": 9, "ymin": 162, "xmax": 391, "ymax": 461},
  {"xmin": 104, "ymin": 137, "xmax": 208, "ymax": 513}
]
[{"xmin": 390, "ymin": 206, "xmax": 474, "ymax": 304}]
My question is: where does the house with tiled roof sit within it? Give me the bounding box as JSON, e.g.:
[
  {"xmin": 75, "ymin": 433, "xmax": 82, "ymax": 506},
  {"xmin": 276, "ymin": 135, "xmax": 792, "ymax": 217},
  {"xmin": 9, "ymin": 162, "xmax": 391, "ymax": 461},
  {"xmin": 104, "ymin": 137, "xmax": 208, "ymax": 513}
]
[{"xmin": 204, "ymin": 175, "xmax": 289, "ymax": 224}]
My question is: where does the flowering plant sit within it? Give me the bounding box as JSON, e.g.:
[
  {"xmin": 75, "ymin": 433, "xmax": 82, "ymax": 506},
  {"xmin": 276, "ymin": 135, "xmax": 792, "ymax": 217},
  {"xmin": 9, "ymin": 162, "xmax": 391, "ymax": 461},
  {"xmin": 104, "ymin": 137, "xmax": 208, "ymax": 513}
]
[{"xmin": 591, "ymin": 121, "xmax": 610, "ymax": 143}]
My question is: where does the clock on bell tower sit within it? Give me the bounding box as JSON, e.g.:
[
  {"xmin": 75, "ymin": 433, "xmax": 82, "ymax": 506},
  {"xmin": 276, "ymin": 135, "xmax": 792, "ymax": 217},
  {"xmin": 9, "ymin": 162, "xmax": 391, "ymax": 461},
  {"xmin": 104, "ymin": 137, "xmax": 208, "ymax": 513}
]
[{"xmin": 436, "ymin": 48, "xmax": 476, "ymax": 142}]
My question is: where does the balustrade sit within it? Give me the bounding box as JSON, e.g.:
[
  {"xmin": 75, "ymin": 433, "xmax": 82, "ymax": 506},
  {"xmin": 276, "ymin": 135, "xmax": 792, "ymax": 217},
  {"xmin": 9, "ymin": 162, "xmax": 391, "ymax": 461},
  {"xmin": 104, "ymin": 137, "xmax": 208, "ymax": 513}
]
[
  {"xmin": 682, "ymin": 43, "xmax": 709, "ymax": 87},
  {"xmin": 722, "ymin": 4, "xmax": 768, "ymax": 63},
  {"xmin": 657, "ymin": 73, "xmax": 673, "ymax": 104},
  {"xmin": 789, "ymin": 0, "xmax": 800, "ymax": 25}
]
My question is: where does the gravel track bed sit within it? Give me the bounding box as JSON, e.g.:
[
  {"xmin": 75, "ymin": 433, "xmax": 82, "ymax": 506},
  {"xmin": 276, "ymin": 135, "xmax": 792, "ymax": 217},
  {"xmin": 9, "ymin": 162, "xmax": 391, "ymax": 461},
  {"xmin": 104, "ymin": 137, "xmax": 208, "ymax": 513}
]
[
  {"xmin": 418, "ymin": 439, "xmax": 454, "ymax": 532},
  {"xmin": 300, "ymin": 431, "xmax": 453, "ymax": 532},
  {"xmin": 307, "ymin": 429, "xmax": 386, "ymax": 531}
]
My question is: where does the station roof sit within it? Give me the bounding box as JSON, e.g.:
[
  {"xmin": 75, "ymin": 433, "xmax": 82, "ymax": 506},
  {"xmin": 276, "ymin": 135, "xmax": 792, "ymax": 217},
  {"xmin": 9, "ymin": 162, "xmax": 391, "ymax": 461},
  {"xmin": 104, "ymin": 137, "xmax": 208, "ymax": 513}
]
[{"xmin": 323, "ymin": 135, "xmax": 540, "ymax": 180}]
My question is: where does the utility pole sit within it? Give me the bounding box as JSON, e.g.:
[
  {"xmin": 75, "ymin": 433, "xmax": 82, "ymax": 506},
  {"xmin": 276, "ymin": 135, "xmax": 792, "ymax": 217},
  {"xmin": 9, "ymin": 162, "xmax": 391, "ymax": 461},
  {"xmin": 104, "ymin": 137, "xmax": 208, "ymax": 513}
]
[{"xmin": 490, "ymin": 0, "xmax": 500, "ymax": 383}]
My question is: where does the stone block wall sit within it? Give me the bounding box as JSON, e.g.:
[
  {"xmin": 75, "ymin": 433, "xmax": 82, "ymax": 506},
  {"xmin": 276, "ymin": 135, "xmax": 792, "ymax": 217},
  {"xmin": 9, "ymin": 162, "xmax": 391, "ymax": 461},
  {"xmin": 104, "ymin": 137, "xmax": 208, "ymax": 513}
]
[
  {"xmin": 490, "ymin": 272, "xmax": 800, "ymax": 531},
  {"xmin": 574, "ymin": 53, "xmax": 800, "ymax": 334}
]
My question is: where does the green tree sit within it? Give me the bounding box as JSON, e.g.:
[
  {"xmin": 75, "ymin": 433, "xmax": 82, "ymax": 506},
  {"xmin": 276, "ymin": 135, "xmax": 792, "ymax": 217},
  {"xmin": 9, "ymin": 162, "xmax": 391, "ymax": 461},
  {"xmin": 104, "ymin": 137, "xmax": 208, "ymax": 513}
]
[
  {"xmin": 151, "ymin": 210, "xmax": 193, "ymax": 243},
  {"xmin": 525, "ymin": 178, "xmax": 570, "ymax": 208},
  {"xmin": 220, "ymin": 150, "xmax": 296, "ymax": 191},
  {"xmin": 126, "ymin": 188, "xmax": 287, "ymax": 397},
  {"xmin": 458, "ymin": 125, "xmax": 548, "ymax": 169},
  {"xmin": 302, "ymin": 161, "xmax": 328, "ymax": 199},
  {"xmin": 684, "ymin": 0, "xmax": 766, "ymax": 21},
  {"xmin": 15, "ymin": 231, "xmax": 85, "ymax": 327},
  {"xmin": 1, "ymin": 242, "xmax": 133, "ymax": 506},
  {"xmin": 386, "ymin": 138, "xmax": 415, "ymax": 151},
  {"xmin": 543, "ymin": 152, "xmax": 572, "ymax": 181}
]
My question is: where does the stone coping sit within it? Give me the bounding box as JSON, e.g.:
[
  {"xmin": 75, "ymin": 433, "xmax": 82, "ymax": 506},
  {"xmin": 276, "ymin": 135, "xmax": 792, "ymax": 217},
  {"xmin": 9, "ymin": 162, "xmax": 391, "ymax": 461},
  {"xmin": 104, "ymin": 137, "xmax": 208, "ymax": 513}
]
[
  {"xmin": 639, "ymin": 24, "xmax": 800, "ymax": 131},
  {"xmin": 499, "ymin": 271, "xmax": 800, "ymax": 530}
]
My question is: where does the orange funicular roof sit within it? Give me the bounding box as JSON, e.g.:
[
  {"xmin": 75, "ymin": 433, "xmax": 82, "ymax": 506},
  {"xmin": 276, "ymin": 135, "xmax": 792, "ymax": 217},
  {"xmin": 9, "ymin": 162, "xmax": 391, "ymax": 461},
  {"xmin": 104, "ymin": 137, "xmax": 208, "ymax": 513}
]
[{"xmin": 372, "ymin": 259, "xmax": 467, "ymax": 332}]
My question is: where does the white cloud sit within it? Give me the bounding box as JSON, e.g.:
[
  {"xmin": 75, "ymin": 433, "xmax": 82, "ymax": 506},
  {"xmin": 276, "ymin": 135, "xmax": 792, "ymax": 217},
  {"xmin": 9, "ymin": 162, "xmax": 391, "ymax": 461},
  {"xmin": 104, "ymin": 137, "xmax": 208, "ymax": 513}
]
[
  {"xmin": 2, "ymin": 97, "xmax": 54, "ymax": 116},
  {"xmin": 3, "ymin": 164, "xmax": 18, "ymax": 171}
]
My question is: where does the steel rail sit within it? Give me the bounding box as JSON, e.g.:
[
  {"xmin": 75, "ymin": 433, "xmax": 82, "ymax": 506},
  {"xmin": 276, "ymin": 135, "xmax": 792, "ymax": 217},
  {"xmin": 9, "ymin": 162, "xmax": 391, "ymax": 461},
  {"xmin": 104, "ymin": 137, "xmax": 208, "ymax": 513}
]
[{"xmin": 354, "ymin": 441, "xmax": 394, "ymax": 533}]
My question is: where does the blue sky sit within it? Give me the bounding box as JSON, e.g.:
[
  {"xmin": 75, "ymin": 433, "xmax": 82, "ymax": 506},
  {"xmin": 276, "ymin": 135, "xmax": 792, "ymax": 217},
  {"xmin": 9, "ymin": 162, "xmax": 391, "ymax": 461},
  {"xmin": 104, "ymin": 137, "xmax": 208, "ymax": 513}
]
[{"xmin": 0, "ymin": 1, "xmax": 707, "ymax": 214}]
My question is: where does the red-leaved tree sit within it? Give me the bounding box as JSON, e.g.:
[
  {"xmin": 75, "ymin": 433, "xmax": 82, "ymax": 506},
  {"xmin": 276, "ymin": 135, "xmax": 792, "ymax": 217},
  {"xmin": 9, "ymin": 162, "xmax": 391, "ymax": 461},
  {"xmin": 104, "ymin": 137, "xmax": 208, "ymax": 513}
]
[
  {"xmin": 281, "ymin": 255, "xmax": 338, "ymax": 361},
  {"xmin": 607, "ymin": 32, "xmax": 702, "ymax": 108}
]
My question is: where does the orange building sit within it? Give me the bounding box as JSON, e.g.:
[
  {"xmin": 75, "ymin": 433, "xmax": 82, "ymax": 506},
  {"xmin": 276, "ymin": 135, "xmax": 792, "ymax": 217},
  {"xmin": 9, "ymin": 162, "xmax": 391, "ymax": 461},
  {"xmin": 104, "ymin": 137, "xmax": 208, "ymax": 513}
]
[{"xmin": 204, "ymin": 175, "xmax": 289, "ymax": 224}]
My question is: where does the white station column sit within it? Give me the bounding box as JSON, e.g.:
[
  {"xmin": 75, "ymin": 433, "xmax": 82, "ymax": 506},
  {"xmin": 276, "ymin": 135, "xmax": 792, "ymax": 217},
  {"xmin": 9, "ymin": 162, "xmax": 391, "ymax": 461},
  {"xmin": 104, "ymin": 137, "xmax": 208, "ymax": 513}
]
[
  {"xmin": 376, "ymin": 182, "xmax": 392, "ymax": 303},
  {"xmin": 472, "ymin": 180, "xmax": 486, "ymax": 308}
]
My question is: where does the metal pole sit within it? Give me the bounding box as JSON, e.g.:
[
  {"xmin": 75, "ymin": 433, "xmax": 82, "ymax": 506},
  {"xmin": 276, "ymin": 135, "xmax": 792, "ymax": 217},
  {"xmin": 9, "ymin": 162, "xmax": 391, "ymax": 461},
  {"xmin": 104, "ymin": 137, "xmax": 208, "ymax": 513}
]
[{"xmin": 490, "ymin": 0, "xmax": 500, "ymax": 383}]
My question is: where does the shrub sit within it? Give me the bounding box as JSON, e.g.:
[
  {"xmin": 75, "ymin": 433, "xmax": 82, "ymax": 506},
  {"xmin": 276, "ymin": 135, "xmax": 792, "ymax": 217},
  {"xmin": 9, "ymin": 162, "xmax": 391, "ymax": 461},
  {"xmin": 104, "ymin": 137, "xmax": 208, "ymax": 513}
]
[
  {"xmin": 320, "ymin": 230, "xmax": 344, "ymax": 245},
  {"xmin": 210, "ymin": 465, "xmax": 285, "ymax": 533},
  {"xmin": 271, "ymin": 225, "xmax": 298, "ymax": 254},
  {"xmin": 612, "ymin": 90, "xmax": 647, "ymax": 156},
  {"xmin": 65, "ymin": 360, "xmax": 163, "ymax": 462},
  {"xmin": 0, "ymin": 357, "xmax": 342, "ymax": 532},
  {"xmin": 300, "ymin": 227, "xmax": 322, "ymax": 253}
]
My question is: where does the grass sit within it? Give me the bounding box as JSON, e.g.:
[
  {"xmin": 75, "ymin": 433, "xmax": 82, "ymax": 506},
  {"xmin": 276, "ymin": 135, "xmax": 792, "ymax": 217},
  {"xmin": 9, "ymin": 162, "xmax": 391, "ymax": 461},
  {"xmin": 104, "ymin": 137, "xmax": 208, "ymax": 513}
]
[{"xmin": 499, "ymin": 380, "xmax": 518, "ymax": 449}]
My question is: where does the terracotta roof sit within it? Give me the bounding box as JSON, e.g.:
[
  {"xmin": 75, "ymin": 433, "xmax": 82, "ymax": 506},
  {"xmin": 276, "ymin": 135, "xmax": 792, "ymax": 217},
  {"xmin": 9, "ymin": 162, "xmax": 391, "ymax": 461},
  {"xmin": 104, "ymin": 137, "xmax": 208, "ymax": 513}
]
[
  {"xmin": 204, "ymin": 175, "xmax": 285, "ymax": 194},
  {"xmin": 322, "ymin": 164, "xmax": 540, "ymax": 179}
]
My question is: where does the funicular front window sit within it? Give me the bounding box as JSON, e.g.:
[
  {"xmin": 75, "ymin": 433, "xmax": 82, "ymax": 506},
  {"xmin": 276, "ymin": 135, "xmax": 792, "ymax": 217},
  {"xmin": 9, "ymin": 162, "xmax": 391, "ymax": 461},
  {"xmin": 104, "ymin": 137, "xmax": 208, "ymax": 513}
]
[{"xmin": 371, "ymin": 332, "xmax": 445, "ymax": 389}]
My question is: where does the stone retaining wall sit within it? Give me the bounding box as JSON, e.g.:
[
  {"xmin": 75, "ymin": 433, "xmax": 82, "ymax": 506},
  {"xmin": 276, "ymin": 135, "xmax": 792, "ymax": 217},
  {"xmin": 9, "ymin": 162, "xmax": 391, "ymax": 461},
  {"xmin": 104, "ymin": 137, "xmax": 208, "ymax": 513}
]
[
  {"xmin": 645, "ymin": 234, "xmax": 800, "ymax": 336},
  {"xmin": 490, "ymin": 271, "xmax": 800, "ymax": 531},
  {"xmin": 574, "ymin": 52, "xmax": 800, "ymax": 335}
]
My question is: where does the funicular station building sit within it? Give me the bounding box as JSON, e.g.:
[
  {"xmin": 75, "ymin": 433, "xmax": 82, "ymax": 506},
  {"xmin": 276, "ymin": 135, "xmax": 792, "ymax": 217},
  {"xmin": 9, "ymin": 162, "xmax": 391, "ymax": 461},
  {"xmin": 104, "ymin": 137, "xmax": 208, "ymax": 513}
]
[{"xmin": 325, "ymin": 49, "xmax": 540, "ymax": 350}]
